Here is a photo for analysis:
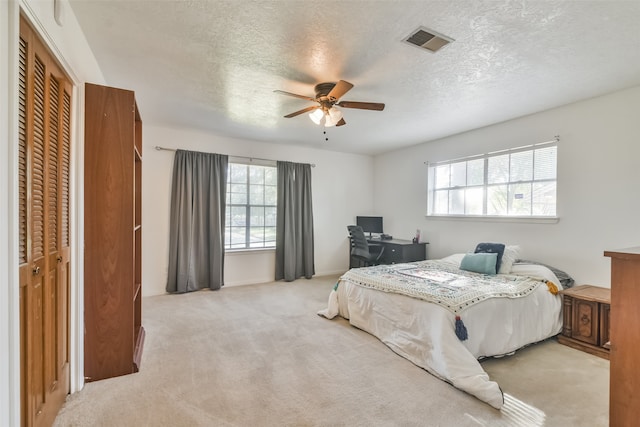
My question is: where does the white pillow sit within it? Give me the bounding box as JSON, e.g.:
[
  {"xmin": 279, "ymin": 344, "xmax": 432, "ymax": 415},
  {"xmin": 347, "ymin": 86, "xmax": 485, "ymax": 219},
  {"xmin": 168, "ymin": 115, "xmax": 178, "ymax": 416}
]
[
  {"xmin": 439, "ymin": 253, "xmax": 466, "ymax": 266},
  {"xmin": 498, "ymin": 245, "xmax": 521, "ymax": 274}
]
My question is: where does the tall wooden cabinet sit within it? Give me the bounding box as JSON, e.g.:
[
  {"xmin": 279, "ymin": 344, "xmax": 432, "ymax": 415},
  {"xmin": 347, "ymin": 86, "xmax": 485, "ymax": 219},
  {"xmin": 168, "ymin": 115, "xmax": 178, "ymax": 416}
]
[
  {"xmin": 84, "ymin": 83, "xmax": 144, "ymax": 382},
  {"xmin": 604, "ymin": 247, "xmax": 640, "ymax": 427}
]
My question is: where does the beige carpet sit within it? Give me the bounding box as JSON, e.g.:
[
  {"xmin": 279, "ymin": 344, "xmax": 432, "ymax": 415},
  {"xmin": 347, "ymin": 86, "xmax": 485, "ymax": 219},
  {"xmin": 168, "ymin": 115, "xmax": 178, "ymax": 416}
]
[{"xmin": 54, "ymin": 275, "xmax": 609, "ymax": 427}]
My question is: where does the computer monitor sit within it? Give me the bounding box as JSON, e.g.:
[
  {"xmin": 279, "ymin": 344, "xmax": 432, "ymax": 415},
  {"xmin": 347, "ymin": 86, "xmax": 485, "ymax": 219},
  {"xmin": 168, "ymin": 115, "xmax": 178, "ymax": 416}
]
[{"xmin": 356, "ymin": 216, "xmax": 383, "ymax": 237}]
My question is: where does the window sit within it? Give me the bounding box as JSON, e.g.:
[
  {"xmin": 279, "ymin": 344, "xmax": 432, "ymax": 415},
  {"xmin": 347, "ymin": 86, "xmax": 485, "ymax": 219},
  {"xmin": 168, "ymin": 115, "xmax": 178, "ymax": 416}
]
[
  {"xmin": 427, "ymin": 140, "xmax": 557, "ymax": 218},
  {"xmin": 226, "ymin": 162, "xmax": 277, "ymax": 249}
]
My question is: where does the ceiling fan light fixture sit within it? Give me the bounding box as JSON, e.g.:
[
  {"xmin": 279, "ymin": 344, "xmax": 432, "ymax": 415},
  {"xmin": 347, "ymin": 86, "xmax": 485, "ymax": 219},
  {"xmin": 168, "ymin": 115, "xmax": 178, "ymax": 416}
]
[
  {"xmin": 309, "ymin": 109, "xmax": 324, "ymax": 125},
  {"xmin": 324, "ymin": 107, "xmax": 343, "ymax": 127},
  {"xmin": 277, "ymin": 79, "xmax": 384, "ymax": 128}
]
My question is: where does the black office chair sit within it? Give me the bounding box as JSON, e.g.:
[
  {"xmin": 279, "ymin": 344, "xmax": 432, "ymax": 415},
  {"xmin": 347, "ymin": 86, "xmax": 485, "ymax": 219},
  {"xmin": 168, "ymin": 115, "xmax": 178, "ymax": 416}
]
[{"xmin": 347, "ymin": 225, "xmax": 385, "ymax": 267}]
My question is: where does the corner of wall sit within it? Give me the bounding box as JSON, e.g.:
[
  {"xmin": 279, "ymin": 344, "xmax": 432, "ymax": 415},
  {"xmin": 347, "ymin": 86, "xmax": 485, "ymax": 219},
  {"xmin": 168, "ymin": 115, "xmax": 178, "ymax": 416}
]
[{"xmin": 2, "ymin": 1, "xmax": 22, "ymax": 426}]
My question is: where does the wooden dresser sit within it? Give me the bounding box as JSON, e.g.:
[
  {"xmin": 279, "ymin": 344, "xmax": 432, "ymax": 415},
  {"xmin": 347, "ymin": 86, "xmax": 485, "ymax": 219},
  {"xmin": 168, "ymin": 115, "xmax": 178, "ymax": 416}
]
[
  {"xmin": 558, "ymin": 285, "xmax": 610, "ymax": 359},
  {"xmin": 604, "ymin": 247, "xmax": 640, "ymax": 427}
]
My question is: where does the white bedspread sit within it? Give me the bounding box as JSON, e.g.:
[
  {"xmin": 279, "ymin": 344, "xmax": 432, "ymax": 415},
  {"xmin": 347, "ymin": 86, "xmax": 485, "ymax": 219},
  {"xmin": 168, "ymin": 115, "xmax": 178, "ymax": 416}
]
[{"xmin": 318, "ymin": 254, "xmax": 563, "ymax": 409}]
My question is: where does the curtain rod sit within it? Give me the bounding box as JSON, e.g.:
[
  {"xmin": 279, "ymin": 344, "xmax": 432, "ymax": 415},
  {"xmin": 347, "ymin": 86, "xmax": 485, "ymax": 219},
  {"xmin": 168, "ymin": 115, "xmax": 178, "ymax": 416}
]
[{"xmin": 154, "ymin": 146, "xmax": 316, "ymax": 167}]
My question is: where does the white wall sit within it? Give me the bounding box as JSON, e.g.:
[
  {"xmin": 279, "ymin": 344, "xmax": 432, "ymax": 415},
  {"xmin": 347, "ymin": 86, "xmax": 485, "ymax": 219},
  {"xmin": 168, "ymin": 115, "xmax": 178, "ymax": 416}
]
[
  {"xmin": 0, "ymin": 4, "xmax": 15, "ymax": 426},
  {"xmin": 2, "ymin": 1, "xmax": 105, "ymax": 425},
  {"xmin": 374, "ymin": 85, "xmax": 640, "ymax": 288},
  {"xmin": 142, "ymin": 124, "xmax": 374, "ymax": 296}
]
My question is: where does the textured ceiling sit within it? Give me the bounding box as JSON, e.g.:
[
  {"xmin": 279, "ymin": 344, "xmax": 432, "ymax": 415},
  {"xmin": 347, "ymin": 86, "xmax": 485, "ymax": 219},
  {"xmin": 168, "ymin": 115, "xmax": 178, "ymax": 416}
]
[{"xmin": 68, "ymin": 0, "xmax": 640, "ymax": 155}]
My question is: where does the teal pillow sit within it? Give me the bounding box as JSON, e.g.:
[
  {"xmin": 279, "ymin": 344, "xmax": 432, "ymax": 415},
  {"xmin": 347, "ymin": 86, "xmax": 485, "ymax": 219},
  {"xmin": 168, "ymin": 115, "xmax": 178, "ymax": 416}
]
[{"xmin": 460, "ymin": 253, "xmax": 498, "ymax": 275}]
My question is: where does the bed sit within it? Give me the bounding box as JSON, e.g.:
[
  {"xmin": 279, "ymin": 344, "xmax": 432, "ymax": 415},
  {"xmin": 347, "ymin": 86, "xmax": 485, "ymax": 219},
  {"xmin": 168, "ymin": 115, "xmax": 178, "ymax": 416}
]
[{"xmin": 318, "ymin": 249, "xmax": 566, "ymax": 409}]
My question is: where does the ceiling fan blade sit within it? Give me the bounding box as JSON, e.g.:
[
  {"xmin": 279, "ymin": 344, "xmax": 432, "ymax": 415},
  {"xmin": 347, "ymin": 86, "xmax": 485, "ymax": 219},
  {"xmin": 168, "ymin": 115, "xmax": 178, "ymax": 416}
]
[
  {"xmin": 274, "ymin": 90, "xmax": 316, "ymax": 102},
  {"xmin": 284, "ymin": 105, "xmax": 319, "ymax": 118},
  {"xmin": 336, "ymin": 118, "xmax": 346, "ymax": 127},
  {"xmin": 336, "ymin": 101, "xmax": 385, "ymax": 111},
  {"xmin": 327, "ymin": 80, "xmax": 354, "ymax": 101}
]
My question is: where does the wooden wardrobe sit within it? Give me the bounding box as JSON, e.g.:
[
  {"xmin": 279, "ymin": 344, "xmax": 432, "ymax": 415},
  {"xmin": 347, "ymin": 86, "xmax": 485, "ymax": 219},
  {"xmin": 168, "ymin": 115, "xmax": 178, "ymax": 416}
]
[
  {"xmin": 18, "ymin": 15, "xmax": 72, "ymax": 427},
  {"xmin": 604, "ymin": 247, "xmax": 640, "ymax": 427},
  {"xmin": 84, "ymin": 83, "xmax": 144, "ymax": 382}
]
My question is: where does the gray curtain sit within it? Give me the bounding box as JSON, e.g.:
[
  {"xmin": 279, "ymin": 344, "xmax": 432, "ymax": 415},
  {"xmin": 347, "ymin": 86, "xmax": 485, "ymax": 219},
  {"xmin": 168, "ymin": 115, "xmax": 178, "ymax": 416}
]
[
  {"xmin": 166, "ymin": 150, "xmax": 228, "ymax": 293},
  {"xmin": 275, "ymin": 161, "xmax": 315, "ymax": 281}
]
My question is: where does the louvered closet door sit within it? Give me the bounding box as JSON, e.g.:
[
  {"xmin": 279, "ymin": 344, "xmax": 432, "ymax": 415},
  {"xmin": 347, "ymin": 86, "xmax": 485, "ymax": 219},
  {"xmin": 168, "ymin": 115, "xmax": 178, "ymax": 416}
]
[{"xmin": 18, "ymin": 16, "xmax": 72, "ymax": 427}]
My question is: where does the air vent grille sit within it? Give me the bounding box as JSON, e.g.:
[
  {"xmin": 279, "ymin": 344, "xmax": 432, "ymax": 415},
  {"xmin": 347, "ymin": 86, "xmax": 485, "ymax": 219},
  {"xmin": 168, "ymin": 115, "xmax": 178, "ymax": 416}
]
[{"xmin": 404, "ymin": 27, "xmax": 453, "ymax": 53}]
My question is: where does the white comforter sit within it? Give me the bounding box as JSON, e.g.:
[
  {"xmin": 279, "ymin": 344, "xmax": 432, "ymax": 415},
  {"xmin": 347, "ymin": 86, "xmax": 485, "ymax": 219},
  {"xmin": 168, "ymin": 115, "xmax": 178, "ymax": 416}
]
[{"xmin": 318, "ymin": 254, "xmax": 563, "ymax": 409}]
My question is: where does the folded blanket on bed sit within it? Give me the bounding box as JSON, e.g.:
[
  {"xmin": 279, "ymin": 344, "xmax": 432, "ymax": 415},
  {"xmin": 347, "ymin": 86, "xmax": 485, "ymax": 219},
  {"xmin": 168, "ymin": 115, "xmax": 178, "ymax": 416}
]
[{"xmin": 339, "ymin": 260, "xmax": 547, "ymax": 315}]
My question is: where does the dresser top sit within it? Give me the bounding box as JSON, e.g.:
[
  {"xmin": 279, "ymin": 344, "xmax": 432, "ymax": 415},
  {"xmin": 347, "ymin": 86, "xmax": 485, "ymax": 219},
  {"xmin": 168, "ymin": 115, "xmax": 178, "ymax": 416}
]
[
  {"xmin": 604, "ymin": 246, "xmax": 640, "ymax": 260},
  {"xmin": 560, "ymin": 284, "xmax": 610, "ymax": 303}
]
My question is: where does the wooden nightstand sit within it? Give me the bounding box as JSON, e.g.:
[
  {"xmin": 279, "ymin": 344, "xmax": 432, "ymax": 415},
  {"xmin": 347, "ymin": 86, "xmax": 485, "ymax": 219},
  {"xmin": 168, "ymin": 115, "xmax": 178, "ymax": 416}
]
[{"xmin": 557, "ymin": 285, "xmax": 610, "ymax": 359}]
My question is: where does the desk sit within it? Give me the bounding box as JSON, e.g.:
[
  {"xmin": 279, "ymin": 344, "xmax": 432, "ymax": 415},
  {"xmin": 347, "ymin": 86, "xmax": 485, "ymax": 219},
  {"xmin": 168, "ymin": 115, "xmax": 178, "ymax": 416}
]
[{"xmin": 349, "ymin": 238, "xmax": 428, "ymax": 268}]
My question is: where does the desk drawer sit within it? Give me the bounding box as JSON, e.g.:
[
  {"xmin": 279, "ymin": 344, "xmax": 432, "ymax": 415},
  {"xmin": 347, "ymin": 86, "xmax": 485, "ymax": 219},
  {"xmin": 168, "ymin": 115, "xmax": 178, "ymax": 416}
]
[
  {"xmin": 382, "ymin": 243, "xmax": 426, "ymax": 264},
  {"xmin": 384, "ymin": 244, "xmax": 404, "ymax": 264}
]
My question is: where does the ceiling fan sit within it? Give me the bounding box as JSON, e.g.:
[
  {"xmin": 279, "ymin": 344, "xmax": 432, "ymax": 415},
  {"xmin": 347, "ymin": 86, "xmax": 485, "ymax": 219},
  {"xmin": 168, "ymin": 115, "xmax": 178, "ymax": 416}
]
[{"xmin": 274, "ymin": 80, "xmax": 385, "ymax": 127}]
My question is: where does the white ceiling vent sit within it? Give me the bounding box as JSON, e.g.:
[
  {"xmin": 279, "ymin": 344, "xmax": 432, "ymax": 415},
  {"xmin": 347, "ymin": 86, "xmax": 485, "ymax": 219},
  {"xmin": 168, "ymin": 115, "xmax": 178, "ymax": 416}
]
[{"xmin": 404, "ymin": 27, "xmax": 453, "ymax": 53}]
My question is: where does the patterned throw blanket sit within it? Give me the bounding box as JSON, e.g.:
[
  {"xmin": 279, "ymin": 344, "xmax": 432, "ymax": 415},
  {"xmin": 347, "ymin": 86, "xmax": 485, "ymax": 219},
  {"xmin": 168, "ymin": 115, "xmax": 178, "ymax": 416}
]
[{"xmin": 340, "ymin": 260, "xmax": 546, "ymax": 316}]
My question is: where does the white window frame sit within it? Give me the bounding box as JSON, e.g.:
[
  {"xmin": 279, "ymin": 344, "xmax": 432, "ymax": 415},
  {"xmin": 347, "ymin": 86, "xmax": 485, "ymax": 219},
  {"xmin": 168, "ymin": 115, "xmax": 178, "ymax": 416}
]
[
  {"xmin": 225, "ymin": 158, "xmax": 277, "ymax": 251},
  {"xmin": 427, "ymin": 139, "xmax": 559, "ymax": 223}
]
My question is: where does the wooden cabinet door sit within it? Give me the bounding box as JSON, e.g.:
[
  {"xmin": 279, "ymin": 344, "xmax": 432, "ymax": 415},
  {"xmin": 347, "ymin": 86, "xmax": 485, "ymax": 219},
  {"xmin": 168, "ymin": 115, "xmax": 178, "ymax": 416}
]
[
  {"xmin": 402, "ymin": 244, "xmax": 426, "ymax": 263},
  {"xmin": 571, "ymin": 299, "xmax": 599, "ymax": 346},
  {"xmin": 18, "ymin": 16, "xmax": 71, "ymax": 427}
]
